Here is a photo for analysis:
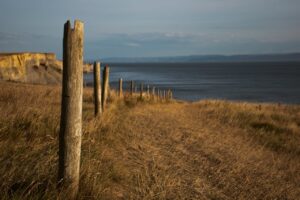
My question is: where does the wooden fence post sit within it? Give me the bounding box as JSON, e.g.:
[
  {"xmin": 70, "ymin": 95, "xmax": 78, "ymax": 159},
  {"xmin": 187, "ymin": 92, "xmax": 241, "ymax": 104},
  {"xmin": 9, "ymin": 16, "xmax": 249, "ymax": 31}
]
[
  {"xmin": 93, "ymin": 61, "xmax": 101, "ymax": 116},
  {"xmin": 119, "ymin": 78, "xmax": 123, "ymax": 98},
  {"xmin": 102, "ymin": 65, "xmax": 110, "ymax": 112},
  {"xmin": 152, "ymin": 86, "xmax": 155, "ymax": 100},
  {"xmin": 158, "ymin": 89, "xmax": 161, "ymax": 101},
  {"xmin": 167, "ymin": 89, "xmax": 171, "ymax": 101},
  {"xmin": 160, "ymin": 90, "xmax": 163, "ymax": 101},
  {"xmin": 130, "ymin": 80, "xmax": 134, "ymax": 96},
  {"xmin": 147, "ymin": 85, "xmax": 150, "ymax": 98},
  {"xmin": 140, "ymin": 83, "xmax": 143, "ymax": 99},
  {"xmin": 59, "ymin": 20, "xmax": 84, "ymax": 199}
]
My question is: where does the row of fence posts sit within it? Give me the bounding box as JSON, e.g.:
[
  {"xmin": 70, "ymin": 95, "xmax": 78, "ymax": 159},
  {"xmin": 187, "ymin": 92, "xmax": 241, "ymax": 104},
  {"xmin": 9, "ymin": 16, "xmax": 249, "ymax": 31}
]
[
  {"xmin": 93, "ymin": 62, "xmax": 173, "ymax": 117},
  {"xmin": 118, "ymin": 79, "xmax": 173, "ymax": 101},
  {"xmin": 58, "ymin": 20, "xmax": 173, "ymax": 199},
  {"xmin": 93, "ymin": 62, "xmax": 110, "ymax": 116}
]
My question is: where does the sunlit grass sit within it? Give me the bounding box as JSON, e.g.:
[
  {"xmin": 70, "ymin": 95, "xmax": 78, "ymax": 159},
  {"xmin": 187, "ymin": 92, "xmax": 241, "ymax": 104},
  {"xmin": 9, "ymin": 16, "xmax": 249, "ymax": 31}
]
[{"xmin": 0, "ymin": 81, "xmax": 299, "ymax": 199}]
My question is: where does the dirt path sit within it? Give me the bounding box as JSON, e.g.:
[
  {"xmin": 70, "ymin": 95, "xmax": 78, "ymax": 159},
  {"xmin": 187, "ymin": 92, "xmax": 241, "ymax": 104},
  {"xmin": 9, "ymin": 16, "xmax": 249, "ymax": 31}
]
[{"xmin": 108, "ymin": 102, "xmax": 300, "ymax": 199}]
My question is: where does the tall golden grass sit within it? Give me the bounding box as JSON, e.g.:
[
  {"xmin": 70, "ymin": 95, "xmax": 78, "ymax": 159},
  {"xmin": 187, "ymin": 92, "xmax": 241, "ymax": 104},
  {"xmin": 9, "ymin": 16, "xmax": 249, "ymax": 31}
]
[{"xmin": 0, "ymin": 81, "xmax": 299, "ymax": 199}]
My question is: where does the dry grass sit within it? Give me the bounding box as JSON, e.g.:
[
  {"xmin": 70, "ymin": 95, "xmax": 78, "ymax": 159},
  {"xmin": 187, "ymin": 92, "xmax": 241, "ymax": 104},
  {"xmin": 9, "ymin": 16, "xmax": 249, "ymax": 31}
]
[{"xmin": 0, "ymin": 81, "xmax": 299, "ymax": 199}]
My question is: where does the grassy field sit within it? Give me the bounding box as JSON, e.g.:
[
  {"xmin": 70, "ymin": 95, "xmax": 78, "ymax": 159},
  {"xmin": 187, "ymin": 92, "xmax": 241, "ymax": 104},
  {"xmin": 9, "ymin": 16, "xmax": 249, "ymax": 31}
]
[{"xmin": 0, "ymin": 81, "xmax": 300, "ymax": 199}]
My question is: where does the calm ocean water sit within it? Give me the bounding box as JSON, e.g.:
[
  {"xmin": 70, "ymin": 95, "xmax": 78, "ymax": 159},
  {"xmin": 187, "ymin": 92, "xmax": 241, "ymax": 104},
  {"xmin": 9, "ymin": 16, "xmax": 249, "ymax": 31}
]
[{"xmin": 84, "ymin": 62, "xmax": 300, "ymax": 104}]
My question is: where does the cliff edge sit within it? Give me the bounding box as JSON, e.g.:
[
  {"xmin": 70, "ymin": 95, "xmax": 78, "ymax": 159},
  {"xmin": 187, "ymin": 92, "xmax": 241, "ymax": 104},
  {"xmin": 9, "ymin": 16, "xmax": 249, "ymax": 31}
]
[{"xmin": 0, "ymin": 52, "xmax": 92, "ymax": 84}]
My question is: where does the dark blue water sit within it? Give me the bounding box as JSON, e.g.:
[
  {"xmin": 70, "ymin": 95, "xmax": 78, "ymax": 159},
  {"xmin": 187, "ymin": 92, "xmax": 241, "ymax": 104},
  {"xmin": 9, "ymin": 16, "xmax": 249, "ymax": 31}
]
[{"xmin": 84, "ymin": 62, "xmax": 300, "ymax": 104}]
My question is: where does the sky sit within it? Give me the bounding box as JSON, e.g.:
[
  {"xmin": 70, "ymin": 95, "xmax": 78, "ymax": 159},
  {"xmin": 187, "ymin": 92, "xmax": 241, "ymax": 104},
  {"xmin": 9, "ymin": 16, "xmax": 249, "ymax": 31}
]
[{"xmin": 0, "ymin": 0, "xmax": 300, "ymax": 59}]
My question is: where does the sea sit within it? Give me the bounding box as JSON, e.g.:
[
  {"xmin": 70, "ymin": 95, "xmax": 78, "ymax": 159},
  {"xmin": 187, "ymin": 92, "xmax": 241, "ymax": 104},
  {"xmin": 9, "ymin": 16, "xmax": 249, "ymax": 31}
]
[{"xmin": 84, "ymin": 62, "xmax": 300, "ymax": 104}]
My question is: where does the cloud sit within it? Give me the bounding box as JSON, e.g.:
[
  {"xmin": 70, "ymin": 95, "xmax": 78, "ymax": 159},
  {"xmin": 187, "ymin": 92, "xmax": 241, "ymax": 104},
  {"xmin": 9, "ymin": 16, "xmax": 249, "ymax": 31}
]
[
  {"xmin": 1, "ymin": 0, "xmax": 300, "ymax": 58},
  {"xmin": 1, "ymin": 30, "xmax": 300, "ymax": 60},
  {"xmin": 0, "ymin": 32, "xmax": 61, "ymax": 56},
  {"xmin": 124, "ymin": 42, "xmax": 141, "ymax": 47},
  {"xmin": 85, "ymin": 31, "xmax": 300, "ymax": 59}
]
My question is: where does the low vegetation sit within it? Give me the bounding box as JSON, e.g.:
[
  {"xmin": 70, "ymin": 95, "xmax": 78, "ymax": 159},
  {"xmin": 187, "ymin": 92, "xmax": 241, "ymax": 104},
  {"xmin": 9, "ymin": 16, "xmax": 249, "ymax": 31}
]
[{"xmin": 0, "ymin": 81, "xmax": 299, "ymax": 199}]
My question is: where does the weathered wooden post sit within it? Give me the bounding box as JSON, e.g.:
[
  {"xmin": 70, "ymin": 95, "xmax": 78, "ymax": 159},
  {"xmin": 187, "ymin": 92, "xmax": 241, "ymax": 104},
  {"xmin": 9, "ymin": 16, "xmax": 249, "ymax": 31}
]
[
  {"xmin": 140, "ymin": 83, "xmax": 143, "ymax": 99},
  {"xmin": 59, "ymin": 20, "xmax": 84, "ymax": 199},
  {"xmin": 130, "ymin": 80, "xmax": 134, "ymax": 96},
  {"xmin": 163, "ymin": 90, "xmax": 166, "ymax": 101},
  {"xmin": 151, "ymin": 86, "xmax": 155, "ymax": 100},
  {"xmin": 147, "ymin": 85, "xmax": 150, "ymax": 98},
  {"xmin": 158, "ymin": 89, "xmax": 161, "ymax": 101},
  {"xmin": 93, "ymin": 62, "xmax": 101, "ymax": 116},
  {"xmin": 102, "ymin": 65, "xmax": 110, "ymax": 112},
  {"xmin": 119, "ymin": 78, "xmax": 123, "ymax": 98},
  {"xmin": 134, "ymin": 85, "xmax": 137, "ymax": 93},
  {"xmin": 167, "ymin": 89, "xmax": 171, "ymax": 101},
  {"xmin": 160, "ymin": 90, "xmax": 163, "ymax": 101}
]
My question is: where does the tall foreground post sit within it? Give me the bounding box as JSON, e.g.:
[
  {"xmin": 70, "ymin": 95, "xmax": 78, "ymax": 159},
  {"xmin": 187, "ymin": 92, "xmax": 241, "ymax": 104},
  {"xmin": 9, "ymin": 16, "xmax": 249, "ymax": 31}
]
[
  {"xmin": 93, "ymin": 62, "xmax": 101, "ymax": 116},
  {"xmin": 102, "ymin": 65, "xmax": 110, "ymax": 111},
  {"xmin": 119, "ymin": 78, "xmax": 123, "ymax": 97},
  {"xmin": 59, "ymin": 20, "xmax": 84, "ymax": 199}
]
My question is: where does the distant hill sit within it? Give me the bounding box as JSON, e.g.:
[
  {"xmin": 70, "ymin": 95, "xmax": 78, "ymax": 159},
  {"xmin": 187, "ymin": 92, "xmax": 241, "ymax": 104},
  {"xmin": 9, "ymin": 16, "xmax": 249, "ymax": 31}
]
[{"xmin": 101, "ymin": 53, "xmax": 300, "ymax": 63}]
